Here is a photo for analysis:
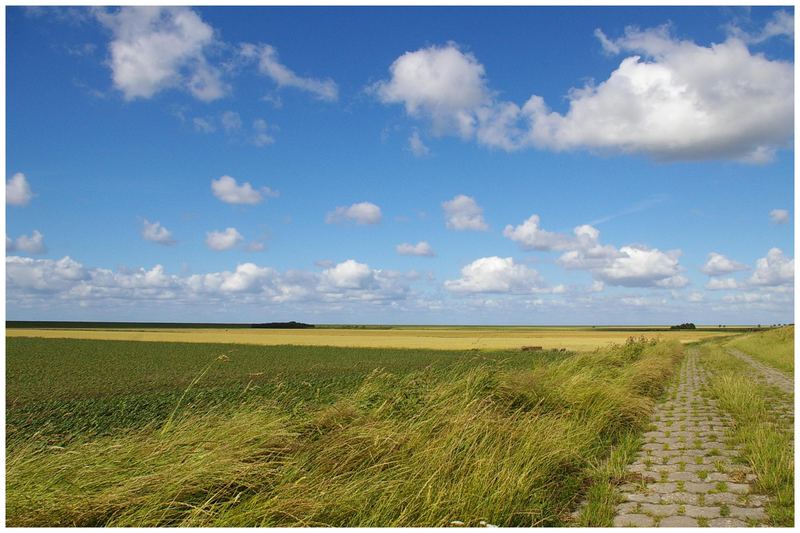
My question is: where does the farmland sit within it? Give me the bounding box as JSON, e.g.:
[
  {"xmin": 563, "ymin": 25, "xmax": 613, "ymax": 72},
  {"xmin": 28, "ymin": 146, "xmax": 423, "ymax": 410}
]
[
  {"xmin": 8, "ymin": 333, "xmax": 683, "ymax": 526},
  {"xmin": 6, "ymin": 324, "xmax": 734, "ymax": 351}
]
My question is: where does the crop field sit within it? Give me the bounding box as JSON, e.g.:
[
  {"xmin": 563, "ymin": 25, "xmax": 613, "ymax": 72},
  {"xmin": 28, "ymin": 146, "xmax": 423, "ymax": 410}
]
[
  {"xmin": 5, "ymin": 325, "xmax": 734, "ymax": 351},
  {"xmin": 7, "ymin": 334, "xmax": 685, "ymax": 526}
]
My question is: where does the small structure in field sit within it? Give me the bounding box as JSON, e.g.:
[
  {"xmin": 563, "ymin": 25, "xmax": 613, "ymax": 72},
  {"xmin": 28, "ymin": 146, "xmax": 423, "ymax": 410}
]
[{"xmin": 521, "ymin": 345, "xmax": 543, "ymax": 351}]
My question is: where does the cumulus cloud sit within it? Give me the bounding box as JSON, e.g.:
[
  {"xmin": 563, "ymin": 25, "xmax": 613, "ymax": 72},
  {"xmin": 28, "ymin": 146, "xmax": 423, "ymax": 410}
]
[
  {"xmin": 374, "ymin": 28, "xmax": 792, "ymax": 163},
  {"xmin": 444, "ymin": 256, "xmax": 551, "ymax": 294},
  {"xmin": 408, "ymin": 131, "xmax": 430, "ymax": 157},
  {"xmin": 240, "ymin": 43, "xmax": 338, "ymax": 102},
  {"xmin": 7, "ymin": 255, "xmax": 412, "ymax": 310},
  {"xmin": 141, "ymin": 219, "xmax": 176, "ymax": 245},
  {"xmin": 442, "ymin": 195, "xmax": 488, "ymax": 231},
  {"xmin": 372, "ymin": 43, "xmax": 488, "ymax": 137},
  {"xmin": 548, "ymin": 219, "xmax": 686, "ymax": 288},
  {"xmin": 705, "ymin": 277, "xmax": 739, "ymax": 290},
  {"xmin": 6, "ymin": 230, "xmax": 46, "ymax": 254},
  {"xmin": 205, "ymin": 227, "xmax": 244, "ymax": 251},
  {"xmin": 770, "ymin": 208, "xmax": 790, "ymax": 224},
  {"xmin": 596, "ymin": 246, "xmax": 688, "ymax": 288},
  {"xmin": 251, "ymin": 118, "xmax": 275, "ymax": 147},
  {"xmin": 96, "ymin": 6, "xmax": 227, "ymax": 101},
  {"xmin": 503, "ymin": 214, "xmax": 573, "ymax": 251},
  {"xmin": 6, "ymin": 173, "xmax": 34, "ymax": 206},
  {"xmin": 701, "ymin": 252, "xmax": 748, "ymax": 276},
  {"xmin": 396, "ymin": 241, "xmax": 435, "ymax": 257},
  {"xmin": 7, "ymin": 256, "xmax": 87, "ymax": 292},
  {"xmin": 326, "ymin": 202, "xmax": 382, "ymax": 225},
  {"xmin": 211, "ymin": 175, "xmax": 270, "ymax": 205},
  {"xmin": 220, "ymin": 111, "xmax": 242, "ymax": 133},
  {"xmin": 748, "ymin": 248, "xmax": 794, "ymax": 286}
]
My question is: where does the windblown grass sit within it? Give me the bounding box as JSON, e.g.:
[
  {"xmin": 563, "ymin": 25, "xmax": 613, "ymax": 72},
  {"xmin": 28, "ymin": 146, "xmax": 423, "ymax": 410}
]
[
  {"xmin": 700, "ymin": 343, "xmax": 794, "ymax": 526},
  {"xmin": 7, "ymin": 338, "xmax": 683, "ymax": 527},
  {"xmin": 726, "ymin": 325, "xmax": 794, "ymax": 375}
]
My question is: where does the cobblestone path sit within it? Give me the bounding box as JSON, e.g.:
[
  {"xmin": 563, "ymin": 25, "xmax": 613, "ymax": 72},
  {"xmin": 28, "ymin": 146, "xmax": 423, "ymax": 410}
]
[
  {"xmin": 727, "ymin": 348, "xmax": 793, "ymax": 395},
  {"xmin": 612, "ymin": 349, "xmax": 770, "ymax": 527}
]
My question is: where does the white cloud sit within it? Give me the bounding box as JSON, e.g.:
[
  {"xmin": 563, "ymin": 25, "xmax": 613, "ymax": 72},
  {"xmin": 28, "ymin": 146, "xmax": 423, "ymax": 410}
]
[
  {"xmin": 7, "ymin": 256, "xmax": 87, "ymax": 292},
  {"xmin": 320, "ymin": 259, "xmax": 376, "ymax": 290},
  {"xmin": 6, "ymin": 173, "xmax": 34, "ymax": 206},
  {"xmin": 189, "ymin": 262, "xmax": 275, "ymax": 293},
  {"xmin": 220, "ymin": 111, "xmax": 242, "ymax": 133},
  {"xmin": 687, "ymin": 291, "xmax": 704, "ymax": 303},
  {"xmin": 727, "ymin": 10, "xmax": 794, "ymax": 44},
  {"xmin": 408, "ymin": 131, "xmax": 430, "ymax": 157},
  {"xmin": 503, "ymin": 214, "xmax": 573, "ymax": 251},
  {"xmin": 551, "ymin": 220, "xmax": 685, "ymax": 288},
  {"xmin": 211, "ymin": 175, "xmax": 266, "ymax": 205},
  {"xmin": 241, "ymin": 43, "xmax": 338, "ymax": 102},
  {"xmin": 141, "ymin": 219, "xmax": 175, "ymax": 245},
  {"xmin": 705, "ymin": 277, "xmax": 739, "ymax": 290},
  {"xmin": 701, "ymin": 252, "xmax": 748, "ymax": 276},
  {"xmin": 556, "ymin": 224, "xmax": 621, "ymax": 270},
  {"xmin": 252, "ymin": 118, "xmax": 275, "ymax": 147},
  {"xmin": 6, "ymin": 230, "xmax": 46, "ymax": 254},
  {"xmin": 596, "ymin": 246, "xmax": 688, "ymax": 288},
  {"xmin": 326, "ymin": 202, "xmax": 382, "ymax": 225},
  {"xmin": 375, "ymin": 29, "xmax": 793, "ymax": 163},
  {"xmin": 396, "ymin": 241, "xmax": 435, "ymax": 257},
  {"xmin": 770, "ymin": 208, "xmax": 790, "ymax": 224},
  {"xmin": 442, "ymin": 194, "xmax": 488, "ymax": 231},
  {"xmin": 192, "ymin": 116, "xmax": 215, "ymax": 133},
  {"xmin": 7, "ymin": 256, "xmax": 413, "ymax": 311},
  {"xmin": 96, "ymin": 6, "xmax": 227, "ymax": 101},
  {"xmin": 373, "ymin": 43, "xmax": 488, "ymax": 138},
  {"xmin": 205, "ymin": 227, "xmax": 243, "ymax": 251},
  {"xmin": 748, "ymin": 248, "xmax": 794, "ymax": 286},
  {"xmin": 444, "ymin": 256, "xmax": 549, "ymax": 294}
]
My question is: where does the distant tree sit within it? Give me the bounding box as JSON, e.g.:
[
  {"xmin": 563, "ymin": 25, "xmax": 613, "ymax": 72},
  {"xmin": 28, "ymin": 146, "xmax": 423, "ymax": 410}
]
[{"xmin": 670, "ymin": 323, "xmax": 696, "ymax": 330}]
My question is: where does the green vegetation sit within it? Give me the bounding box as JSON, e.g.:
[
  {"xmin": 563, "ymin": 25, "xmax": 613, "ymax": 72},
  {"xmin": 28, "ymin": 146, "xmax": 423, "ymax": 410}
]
[
  {"xmin": 8, "ymin": 337, "xmax": 559, "ymax": 443},
  {"xmin": 700, "ymin": 343, "xmax": 794, "ymax": 526},
  {"xmin": 7, "ymin": 337, "xmax": 683, "ymax": 526},
  {"xmin": 726, "ymin": 325, "xmax": 794, "ymax": 375}
]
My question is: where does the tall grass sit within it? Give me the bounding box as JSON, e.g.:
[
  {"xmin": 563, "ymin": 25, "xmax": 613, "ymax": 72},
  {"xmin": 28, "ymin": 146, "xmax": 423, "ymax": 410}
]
[
  {"xmin": 726, "ymin": 325, "xmax": 794, "ymax": 375},
  {"xmin": 7, "ymin": 339, "xmax": 683, "ymax": 527},
  {"xmin": 701, "ymin": 343, "xmax": 794, "ymax": 526}
]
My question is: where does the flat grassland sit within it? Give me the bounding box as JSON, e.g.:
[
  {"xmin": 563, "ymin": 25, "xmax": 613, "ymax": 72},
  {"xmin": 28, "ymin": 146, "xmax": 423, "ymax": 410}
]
[
  {"xmin": 7, "ymin": 335, "xmax": 683, "ymax": 526},
  {"xmin": 726, "ymin": 326, "xmax": 794, "ymax": 374},
  {"xmin": 6, "ymin": 325, "xmax": 733, "ymax": 351}
]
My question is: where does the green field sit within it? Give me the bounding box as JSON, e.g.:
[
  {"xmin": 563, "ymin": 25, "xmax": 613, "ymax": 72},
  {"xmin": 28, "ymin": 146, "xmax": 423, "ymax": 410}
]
[{"xmin": 7, "ymin": 335, "xmax": 683, "ymax": 526}]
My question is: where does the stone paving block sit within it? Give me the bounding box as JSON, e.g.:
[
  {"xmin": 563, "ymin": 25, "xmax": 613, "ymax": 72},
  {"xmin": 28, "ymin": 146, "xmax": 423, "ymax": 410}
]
[
  {"xmin": 683, "ymin": 481, "xmax": 717, "ymax": 493},
  {"xmin": 648, "ymin": 483, "xmax": 678, "ymax": 493},
  {"xmin": 613, "ymin": 514, "xmax": 654, "ymax": 527},
  {"xmin": 683, "ymin": 505, "xmax": 720, "ymax": 518},
  {"xmin": 728, "ymin": 506, "xmax": 767, "ymax": 520},
  {"xmin": 639, "ymin": 503, "xmax": 679, "ymax": 516},
  {"xmin": 709, "ymin": 517, "xmax": 747, "ymax": 527},
  {"xmin": 657, "ymin": 492, "xmax": 699, "ymax": 505},
  {"xmin": 623, "ymin": 492, "xmax": 661, "ymax": 504},
  {"xmin": 667, "ymin": 472, "xmax": 700, "ymax": 482},
  {"xmin": 658, "ymin": 516, "xmax": 698, "ymax": 527}
]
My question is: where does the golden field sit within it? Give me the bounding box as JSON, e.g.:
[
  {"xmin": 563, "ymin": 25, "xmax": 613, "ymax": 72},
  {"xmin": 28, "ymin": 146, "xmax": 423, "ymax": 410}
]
[{"xmin": 5, "ymin": 326, "xmax": 735, "ymax": 351}]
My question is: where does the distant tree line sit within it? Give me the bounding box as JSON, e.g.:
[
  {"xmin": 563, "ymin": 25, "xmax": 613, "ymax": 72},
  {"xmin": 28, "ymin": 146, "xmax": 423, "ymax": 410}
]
[
  {"xmin": 250, "ymin": 321, "xmax": 314, "ymax": 329},
  {"xmin": 670, "ymin": 323, "xmax": 696, "ymax": 330}
]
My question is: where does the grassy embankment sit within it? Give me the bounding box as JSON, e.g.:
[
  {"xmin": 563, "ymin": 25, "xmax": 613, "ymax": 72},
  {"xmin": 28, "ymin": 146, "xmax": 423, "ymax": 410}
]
[
  {"xmin": 7, "ymin": 337, "xmax": 682, "ymax": 526},
  {"xmin": 700, "ymin": 327, "xmax": 794, "ymax": 526},
  {"xmin": 725, "ymin": 326, "xmax": 794, "ymax": 375}
]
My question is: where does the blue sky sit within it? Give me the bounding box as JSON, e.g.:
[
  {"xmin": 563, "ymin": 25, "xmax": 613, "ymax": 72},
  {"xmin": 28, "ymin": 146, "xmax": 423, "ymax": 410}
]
[{"xmin": 5, "ymin": 5, "xmax": 795, "ymax": 324}]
